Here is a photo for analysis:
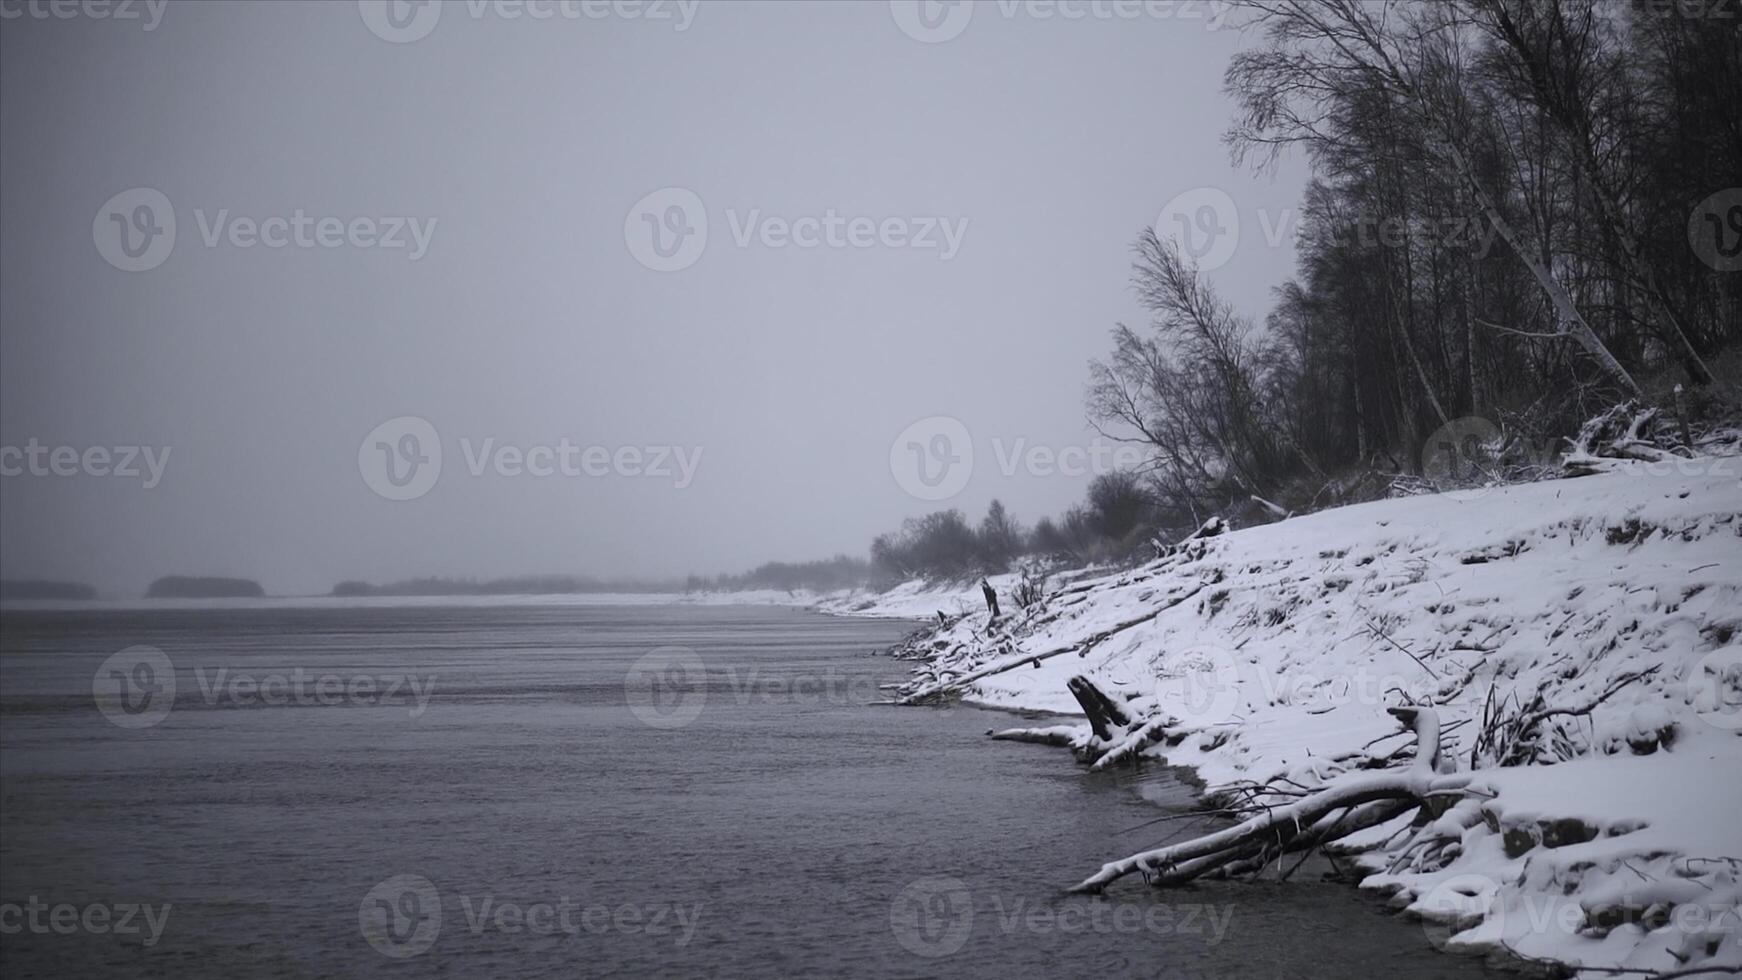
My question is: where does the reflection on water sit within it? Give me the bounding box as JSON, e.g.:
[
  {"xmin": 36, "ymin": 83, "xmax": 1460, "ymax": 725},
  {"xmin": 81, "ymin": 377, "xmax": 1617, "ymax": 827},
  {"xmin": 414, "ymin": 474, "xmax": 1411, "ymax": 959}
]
[{"xmin": 1, "ymin": 604, "xmax": 1502, "ymax": 978}]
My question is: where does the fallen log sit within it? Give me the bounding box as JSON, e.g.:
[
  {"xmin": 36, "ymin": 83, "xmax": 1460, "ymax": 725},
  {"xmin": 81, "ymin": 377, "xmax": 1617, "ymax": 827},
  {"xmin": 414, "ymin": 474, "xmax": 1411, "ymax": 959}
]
[
  {"xmin": 1068, "ymin": 707, "xmax": 1471, "ymax": 894},
  {"xmin": 988, "ymin": 726, "xmax": 1079, "ymax": 747},
  {"xmin": 1088, "ymin": 718, "xmax": 1171, "ymax": 771}
]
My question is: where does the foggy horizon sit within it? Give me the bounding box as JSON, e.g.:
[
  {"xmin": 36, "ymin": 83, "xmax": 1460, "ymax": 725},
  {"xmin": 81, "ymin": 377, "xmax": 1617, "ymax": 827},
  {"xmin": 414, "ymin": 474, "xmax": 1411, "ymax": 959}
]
[{"xmin": 0, "ymin": 0, "xmax": 1306, "ymax": 596}]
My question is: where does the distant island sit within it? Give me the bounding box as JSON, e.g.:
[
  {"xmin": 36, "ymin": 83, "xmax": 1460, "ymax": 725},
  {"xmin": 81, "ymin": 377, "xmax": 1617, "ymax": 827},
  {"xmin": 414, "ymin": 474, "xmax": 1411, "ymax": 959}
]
[
  {"xmin": 0, "ymin": 579, "xmax": 98, "ymax": 601},
  {"xmin": 331, "ymin": 575, "xmax": 682, "ymax": 597},
  {"xmin": 146, "ymin": 576, "xmax": 265, "ymax": 599}
]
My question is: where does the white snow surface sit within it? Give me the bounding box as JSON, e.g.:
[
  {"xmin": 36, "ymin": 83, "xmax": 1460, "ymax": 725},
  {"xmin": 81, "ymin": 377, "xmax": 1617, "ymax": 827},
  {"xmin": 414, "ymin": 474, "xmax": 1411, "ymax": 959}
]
[{"xmin": 850, "ymin": 463, "xmax": 1742, "ymax": 976}]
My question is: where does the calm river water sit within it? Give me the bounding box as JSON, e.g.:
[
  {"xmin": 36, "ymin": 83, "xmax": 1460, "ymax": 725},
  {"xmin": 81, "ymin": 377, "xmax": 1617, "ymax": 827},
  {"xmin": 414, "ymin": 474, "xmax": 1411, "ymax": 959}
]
[{"xmin": 0, "ymin": 603, "xmax": 1503, "ymax": 978}]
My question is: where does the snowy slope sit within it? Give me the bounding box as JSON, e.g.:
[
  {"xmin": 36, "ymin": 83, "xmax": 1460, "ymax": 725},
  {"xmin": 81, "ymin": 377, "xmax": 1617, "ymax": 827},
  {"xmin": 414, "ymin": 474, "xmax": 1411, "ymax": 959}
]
[{"xmin": 883, "ymin": 461, "xmax": 1742, "ymax": 976}]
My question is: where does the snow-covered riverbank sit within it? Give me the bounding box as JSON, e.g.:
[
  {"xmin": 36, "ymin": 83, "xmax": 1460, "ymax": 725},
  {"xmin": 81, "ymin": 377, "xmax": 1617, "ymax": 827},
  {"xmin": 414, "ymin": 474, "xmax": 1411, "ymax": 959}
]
[{"xmin": 854, "ymin": 463, "xmax": 1742, "ymax": 976}]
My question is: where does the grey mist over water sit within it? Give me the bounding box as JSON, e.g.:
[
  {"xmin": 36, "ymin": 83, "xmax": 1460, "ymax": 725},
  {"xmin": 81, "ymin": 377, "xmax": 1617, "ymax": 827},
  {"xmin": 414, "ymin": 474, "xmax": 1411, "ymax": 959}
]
[{"xmin": 0, "ymin": 1, "xmax": 1308, "ymax": 598}]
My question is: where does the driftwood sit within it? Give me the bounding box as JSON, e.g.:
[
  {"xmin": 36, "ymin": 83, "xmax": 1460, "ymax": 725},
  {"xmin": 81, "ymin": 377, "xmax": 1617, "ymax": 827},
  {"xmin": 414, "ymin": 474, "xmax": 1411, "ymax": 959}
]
[
  {"xmin": 1152, "ymin": 517, "xmax": 1228, "ymax": 559},
  {"xmin": 1562, "ymin": 402, "xmax": 1689, "ymax": 475},
  {"xmin": 1062, "ymin": 676, "xmax": 1173, "ymax": 769},
  {"xmin": 985, "ymin": 675, "xmax": 1163, "ymax": 767},
  {"xmin": 896, "ymin": 584, "xmax": 1205, "ymax": 705},
  {"xmin": 1069, "ymin": 707, "xmax": 1472, "ymax": 893},
  {"xmin": 1068, "ymin": 674, "xmax": 1132, "ymax": 741},
  {"xmin": 988, "ymin": 726, "xmax": 1078, "ymax": 748}
]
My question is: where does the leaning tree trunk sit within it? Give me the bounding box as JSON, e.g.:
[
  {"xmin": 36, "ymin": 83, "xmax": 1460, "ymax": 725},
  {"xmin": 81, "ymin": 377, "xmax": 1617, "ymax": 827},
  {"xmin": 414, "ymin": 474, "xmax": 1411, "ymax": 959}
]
[
  {"xmin": 1475, "ymin": 0, "xmax": 1714, "ymax": 387},
  {"xmin": 1444, "ymin": 143, "xmax": 1642, "ymax": 398}
]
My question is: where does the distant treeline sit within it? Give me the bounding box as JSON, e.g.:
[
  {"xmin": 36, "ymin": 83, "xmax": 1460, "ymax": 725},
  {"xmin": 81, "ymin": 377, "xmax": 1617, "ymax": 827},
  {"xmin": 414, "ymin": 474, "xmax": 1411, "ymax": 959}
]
[
  {"xmin": 870, "ymin": 475, "xmax": 1168, "ymax": 585},
  {"xmin": 331, "ymin": 575, "xmax": 684, "ymax": 597},
  {"xmin": 147, "ymin": 576, "xmax": 265, "ymax": 598},
  {"xmin": 690, "ymin": 476, "xmax": 1175, "ymax": 594},
  {"xmin": 0, "ymin": 579, "xmax": 98, "ymax": 601},
  {"xmin": 684, "ymin": 555, "xmax": 871, "ymax": 594}
]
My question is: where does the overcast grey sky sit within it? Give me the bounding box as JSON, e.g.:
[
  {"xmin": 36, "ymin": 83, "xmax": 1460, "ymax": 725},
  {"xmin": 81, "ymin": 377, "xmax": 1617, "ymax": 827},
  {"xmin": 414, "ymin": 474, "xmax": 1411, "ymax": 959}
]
[{"xmin": 0, "ymin": 0, "xmax": 1307, "ymax": 596}]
